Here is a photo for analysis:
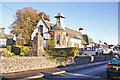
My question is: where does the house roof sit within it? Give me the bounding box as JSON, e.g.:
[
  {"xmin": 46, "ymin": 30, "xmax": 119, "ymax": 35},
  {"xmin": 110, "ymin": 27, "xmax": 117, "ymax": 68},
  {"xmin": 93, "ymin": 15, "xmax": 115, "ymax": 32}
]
[
  {"xmin": 0, "ymin": 32, "xmax": 13, "ymax": 39},
  {"xmin": 49, "ymin": 23, "xmax": 65, "ymax": 31},
  {"xmin": 65, "ymin": 27, "xmax": 87, "ymax": 44},
  {"xmin": 0, "ymin": 32, "xmax": 6, "ymax": 39},
  {"xmin": 44, "ymin": 20, "xmax": 55, "ymax": 29},
  {"xmin": 82, "ymin": 34, "xmax": 94, "ymax": 44},
  {"xmin": 101, "ymin": 45, "xmax": 109, "ymax": 49},
  {"xmin": 39, "ymin": 15, "xmax": 94, "ymax": 45}
]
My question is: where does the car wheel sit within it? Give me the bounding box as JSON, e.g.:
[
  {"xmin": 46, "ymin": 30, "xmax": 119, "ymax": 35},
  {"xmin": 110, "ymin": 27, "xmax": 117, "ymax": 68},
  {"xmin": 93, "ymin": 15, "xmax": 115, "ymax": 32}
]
[{"xmin": 107, "ymin": 74, "xmax": 111, "ymax": 78}]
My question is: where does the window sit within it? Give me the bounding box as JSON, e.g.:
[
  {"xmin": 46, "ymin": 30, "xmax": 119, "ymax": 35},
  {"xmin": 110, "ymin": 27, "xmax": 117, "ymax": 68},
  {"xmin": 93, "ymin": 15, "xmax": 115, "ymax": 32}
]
[
  {"xmin": 51, "ymin": 35, "xmax": 53, "ymax": 39},
  {"xmin": 58, "ymin": 18, "xmax": 60, "ymax": 23},
  {"xmin": 67, "ymin": 42, "xmax": 70, "ymax": 47},
  {"xmin": 63, "ymin": 35, "xmax": 65, "ymax": 39},
  {"xmin": 66, "ymin": 33, "xmax": 68, "ymax": 36},
  {"xmin": 56, "ymin": 34, "xmax": 60, "ymax": 46},
  {"xmin": 111, "ymin": 59, "xmax": 120, "ymax": 64},
  {"xmin": 63, "ymin": 40, "xmax": 65, "ymax": 46},
  {"xmin": 39, "ymin": 25, "xmax": 43, "ymax": 33},
  {"xmin": 74, "ymin": 43, "xmax": 76, "ymax": 47},
  {"xmin": 63, "ymin": 35, "xmax": 65, "ymax": 46},
  {"xmin": 40, "ymin": 29, "xmax": 43, "ymax": 33},
  {"xmin": 56, "ymin": 40, "xmax": 60, "ymax": 46},
  {"xmin": 68, "ymin": 38, "xmax": 70, "ymax": 41},
  {"xmin": 56, "ymin": 34, "xmax": 60, "ymax": 39},
  {"xmin": 77, "ymin": 44, "xmax": 79, "ymax": 48}
]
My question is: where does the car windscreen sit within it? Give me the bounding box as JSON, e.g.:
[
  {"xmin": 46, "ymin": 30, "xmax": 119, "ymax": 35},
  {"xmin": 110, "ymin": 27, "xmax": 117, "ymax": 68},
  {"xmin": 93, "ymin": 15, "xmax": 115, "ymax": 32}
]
[{"xmin": 110, "ymin": 58, "xmax": 120, "ymax": 64}]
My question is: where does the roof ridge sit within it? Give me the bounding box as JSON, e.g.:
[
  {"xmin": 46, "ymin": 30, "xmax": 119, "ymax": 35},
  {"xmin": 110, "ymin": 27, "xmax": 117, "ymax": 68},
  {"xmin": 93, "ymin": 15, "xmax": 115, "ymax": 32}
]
[{"xmin": 65, "ymin": 27, "xmax": 82, "ymax": 34}]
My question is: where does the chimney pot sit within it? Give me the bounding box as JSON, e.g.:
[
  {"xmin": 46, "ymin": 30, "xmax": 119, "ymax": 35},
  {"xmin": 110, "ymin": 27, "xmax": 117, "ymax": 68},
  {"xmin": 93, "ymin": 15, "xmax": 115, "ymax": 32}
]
[
  {"xmin": 1, "ymin": 27, "xmax": 5, "ymax": 33},
  {"xmin": 79, "ymin": 28, "xmax": 84, "ymax": 34}
]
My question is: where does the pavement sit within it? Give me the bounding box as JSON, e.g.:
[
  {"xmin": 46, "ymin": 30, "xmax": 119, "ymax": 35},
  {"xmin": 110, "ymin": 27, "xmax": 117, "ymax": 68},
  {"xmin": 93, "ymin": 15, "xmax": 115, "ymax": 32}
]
[{"xmin": 1, "ymin": 61, "xmax": 109, "ymax": 80}]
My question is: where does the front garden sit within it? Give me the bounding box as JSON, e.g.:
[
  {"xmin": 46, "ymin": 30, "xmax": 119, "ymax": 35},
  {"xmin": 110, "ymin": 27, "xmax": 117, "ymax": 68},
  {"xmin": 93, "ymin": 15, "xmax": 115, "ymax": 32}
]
[{"xmin": 2, "ymin": 45, "xmax": 32, "ymax": 56}]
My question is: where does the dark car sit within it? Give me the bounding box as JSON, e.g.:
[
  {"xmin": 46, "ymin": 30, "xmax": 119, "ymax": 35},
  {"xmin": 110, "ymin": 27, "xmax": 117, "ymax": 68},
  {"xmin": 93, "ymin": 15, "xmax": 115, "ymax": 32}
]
[
  {"xmin": 0, "ymin": 45, "xmax": 6, "ymax": 48},
  {"xmin": 106, "ymin": 58, "xmax": 120, "ymax": 78}
]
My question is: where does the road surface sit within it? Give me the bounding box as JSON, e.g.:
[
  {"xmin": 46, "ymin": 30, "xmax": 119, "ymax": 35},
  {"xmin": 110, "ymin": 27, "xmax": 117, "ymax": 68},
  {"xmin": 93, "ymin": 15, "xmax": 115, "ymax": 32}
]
[{"xmin": 38, "ymin": 64, "xmax": 120, "ymax": 80}]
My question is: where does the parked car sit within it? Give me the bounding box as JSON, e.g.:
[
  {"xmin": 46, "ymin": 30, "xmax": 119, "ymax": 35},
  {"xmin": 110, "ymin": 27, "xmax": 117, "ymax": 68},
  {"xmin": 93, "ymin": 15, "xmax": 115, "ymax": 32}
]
[
  {"xmin": 0, "ymin": 45, "xmax": 6, "ymax": 48},
  {"xmin": 106, "ymin": 58, "xmax": 120, "ymax": 78}
]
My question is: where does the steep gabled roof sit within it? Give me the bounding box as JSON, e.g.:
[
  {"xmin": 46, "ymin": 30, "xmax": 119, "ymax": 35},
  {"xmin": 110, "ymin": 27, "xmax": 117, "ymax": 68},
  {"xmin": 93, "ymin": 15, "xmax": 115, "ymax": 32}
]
[
  {"xmin": 65, "ymin": 27, "xmax": 87, "ymax": 44},
  {"xmin": 0, "ymin": 32, "xmax": 13, "ymax": 39},
  {"xmin": 0, "ymin": 32, "xmax": 6, "ymax": 39},
  {"xmin": 49, "ymin": 23, "xmax": 65, "ymax": 31},
  {"xmin": 82, "ymin": 34, "xmax": 94, "ymax": 44},
  {"xmin": 36, "ymin": 16, "xmax": 94, "ymax": 45},
  {"xmin": 44, "ymin": 20, "xmax": 54, "ymax": 29},
  {"xmin": 40, "ymin": 17, "xmax": 54, "ymax": 29}
]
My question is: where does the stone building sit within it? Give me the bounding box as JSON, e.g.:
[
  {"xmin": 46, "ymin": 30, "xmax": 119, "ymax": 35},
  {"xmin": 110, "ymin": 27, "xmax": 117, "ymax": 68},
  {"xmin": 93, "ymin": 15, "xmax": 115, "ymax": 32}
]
[
  {"xmin": 0, "ymin": 27, "xmax": 16, "ymax": 46},
  {"xmin": 31, "ymin": 13, "xmax": 94, "ymax": 50}
]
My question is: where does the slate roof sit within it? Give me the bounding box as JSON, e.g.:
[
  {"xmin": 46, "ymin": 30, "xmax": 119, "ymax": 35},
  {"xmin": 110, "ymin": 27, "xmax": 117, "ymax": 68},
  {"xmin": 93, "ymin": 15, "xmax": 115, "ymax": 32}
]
[
  {"xmin": 41, "ymin": 16, "xmax": 94, "ymax": 45},
  {"xmin": 82, "ymin": 34, "xmax": 94, "ymax": 44},
  {"xmin": 0, "ymin": 32, "xmax": 13, "ymax": 39},
  {"xmin": 0, "ymin": 32, "xmax": 6, "ymax": 39},
  {"xmin": 49, "ymin": 23, "xmax": 65, "ymax": 31},
  {"xmin": 101, "ymin": 45, "xmax": 109, "ymax": 49},
  {"xmin": 65, "ymin": 27, "xmax": 87, "ymax": 44},
  {"xmin": 44, "ymin": 20, "xmax": 54, "ymax": 29}
]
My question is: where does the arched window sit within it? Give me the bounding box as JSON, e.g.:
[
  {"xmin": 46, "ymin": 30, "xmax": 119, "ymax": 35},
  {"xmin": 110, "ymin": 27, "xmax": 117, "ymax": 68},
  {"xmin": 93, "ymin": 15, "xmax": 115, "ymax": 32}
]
[
  {"xmin": 56, "ymin": 34, "xmax": 60, "ymax": 46},
  {"xmin": 39, "ymin": 25, "xmax": 43, "ymax": 33}
]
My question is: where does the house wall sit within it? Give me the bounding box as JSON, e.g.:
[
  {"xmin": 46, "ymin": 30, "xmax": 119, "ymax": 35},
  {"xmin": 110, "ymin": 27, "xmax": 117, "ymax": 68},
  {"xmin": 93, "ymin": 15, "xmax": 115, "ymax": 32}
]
[
  {"xmin": 83, "ymin": 51, "xmax": 96, "ymax": 55},
  {"xmin": 70, "ymin": 38, "xmax": 81, "ymax": 48},
  {"xmin": 0, "ymin": 39, "xmax": 7, "ymax": 46},
  {"xmin": 7, "ymin": 39, "xmax": 14, "ymax": 45},
  {"xmin": 31, "ymin": 17, "xmax": 50, "ymax": 48},
  {"xmin": 87, "ymin": 44, "xmax": 94, "ymax": 47},
  {"xmin": 31, "ymin": 17, "xmax": 50, "ymax": 40},
  {"xmin": 44, "ymin": 40, "xmax": 48, "ymax": 48},
  {"xmin": 49, "ymin": 31, "xmax": 67, "ymax": 48}
]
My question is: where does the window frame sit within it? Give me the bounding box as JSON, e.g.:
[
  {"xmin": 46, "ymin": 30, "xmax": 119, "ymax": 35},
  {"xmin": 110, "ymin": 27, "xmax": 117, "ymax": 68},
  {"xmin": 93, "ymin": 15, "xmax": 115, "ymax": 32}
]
[{"xmin": 56, "ymin": 34, "xmax": 60, "ymax": 46}]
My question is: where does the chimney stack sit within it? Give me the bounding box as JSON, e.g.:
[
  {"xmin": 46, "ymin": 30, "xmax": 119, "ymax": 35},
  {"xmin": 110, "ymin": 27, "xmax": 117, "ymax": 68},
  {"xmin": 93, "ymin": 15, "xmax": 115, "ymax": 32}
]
[
  {"xmin": 1, "ymin": 27, "xmax": 5, "ymax": 33},
  {"xmin": 79, "ymin": 28, "xmax": 84, "ymax": 34}
]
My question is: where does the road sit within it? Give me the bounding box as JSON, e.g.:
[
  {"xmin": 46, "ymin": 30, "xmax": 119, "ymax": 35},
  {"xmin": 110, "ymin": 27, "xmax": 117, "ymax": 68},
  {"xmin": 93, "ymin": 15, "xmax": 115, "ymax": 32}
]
[{"xmin": 38, "ymin": 64, "xmax": 120, "ymax": 80}]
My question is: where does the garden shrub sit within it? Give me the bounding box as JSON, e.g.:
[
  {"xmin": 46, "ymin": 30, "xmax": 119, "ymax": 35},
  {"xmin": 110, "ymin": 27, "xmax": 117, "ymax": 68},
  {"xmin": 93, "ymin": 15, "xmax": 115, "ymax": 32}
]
[
  {"xmin": 47, "ymin": 57, "xmax": 67, "ymax": 63},
  {"xmin": 45, "ymin": 47, "xmax": 79, "ymax": 57},
  {"xmin": 58, "ymin": 50, "xmax": 67, "ymax": 57},
  {"xmin": 55, "ymin": 57, "xmax": 67, "ymax": 62},
  {"xmin": 11, "ymin": 46, "xmax": 32, "ymax": 56},
  {"xmin": 7, "ymin": 46, "xmax": 12, "ymax": 52},
  {"xmin": 48, "ymin": 39, "xmax": 56, "ymax": 49},
  {"xmin": 2, "ymin": 50, "xmax": 15, "ymax": 56},
  {"xmin": 11, "ymin": 46, "xmax": 20, "ymax": 55}
]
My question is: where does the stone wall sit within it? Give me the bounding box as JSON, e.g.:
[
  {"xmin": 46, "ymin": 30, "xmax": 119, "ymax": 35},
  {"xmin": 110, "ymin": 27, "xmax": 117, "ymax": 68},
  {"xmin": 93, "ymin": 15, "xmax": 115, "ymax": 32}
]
[
  {"xmin": 0, "ymin": 48, "xmax": 6, "ymax": 53},
  {"xmin": 104, "ymin": 55, "xmax": 113, "ymax": 61},
  {"xmin": 93, "ymin": 56, "xmax": 105, "ymax": 62},
  {"xmin": 74, "ymin": 56, "xmax": 91, "ymax": 64},
  {"xmin": 1, "ymin": 56, "xmax": 74, "ymax": 74},
  {"xmin": 1, "ymin": 55, "xmax": 113, "ymax": 74}
]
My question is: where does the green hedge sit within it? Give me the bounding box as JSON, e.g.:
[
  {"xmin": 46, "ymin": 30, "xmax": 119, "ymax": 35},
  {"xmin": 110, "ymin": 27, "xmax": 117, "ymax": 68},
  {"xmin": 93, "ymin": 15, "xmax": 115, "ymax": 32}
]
[
  {"xmin": 45, "ymin": 47, "xmax": 79, "ymax": 57},
  {"xmin": 7, "ymin": 45, "xmax": 32, "ymax": 56},
  {"xmin": 7, "ymin": 46, "xmax": 12, "ymax": 52}
]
